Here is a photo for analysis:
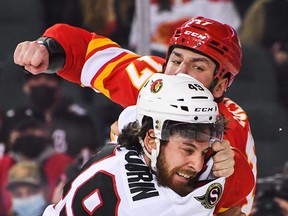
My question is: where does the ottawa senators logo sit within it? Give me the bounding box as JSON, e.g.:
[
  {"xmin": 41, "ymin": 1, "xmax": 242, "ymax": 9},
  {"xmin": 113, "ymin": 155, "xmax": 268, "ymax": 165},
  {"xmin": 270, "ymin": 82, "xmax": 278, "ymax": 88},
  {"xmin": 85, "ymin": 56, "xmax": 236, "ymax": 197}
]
[
  {"xmin": 194, "ymin": 183, "xmax": 223, "ymax": 209},
  {"xmin": 150, "ymin": 79, "xmax": 163, "ymax": 93}
]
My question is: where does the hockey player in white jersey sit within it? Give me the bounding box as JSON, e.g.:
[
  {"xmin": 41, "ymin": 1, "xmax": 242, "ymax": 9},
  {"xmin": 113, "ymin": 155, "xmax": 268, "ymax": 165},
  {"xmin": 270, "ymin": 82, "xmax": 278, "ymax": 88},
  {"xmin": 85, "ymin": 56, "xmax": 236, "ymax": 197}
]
[{"xmin": 43, "ymin": 73, "xmax": 253, "ymax": 216}]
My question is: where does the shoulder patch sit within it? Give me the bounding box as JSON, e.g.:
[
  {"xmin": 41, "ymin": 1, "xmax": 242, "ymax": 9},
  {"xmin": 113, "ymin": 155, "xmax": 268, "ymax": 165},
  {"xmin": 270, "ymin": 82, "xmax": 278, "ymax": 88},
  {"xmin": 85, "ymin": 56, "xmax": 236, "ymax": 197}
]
[{"xmin": 194, "ymin": 182, "xmax": 223, "ymax": 209}]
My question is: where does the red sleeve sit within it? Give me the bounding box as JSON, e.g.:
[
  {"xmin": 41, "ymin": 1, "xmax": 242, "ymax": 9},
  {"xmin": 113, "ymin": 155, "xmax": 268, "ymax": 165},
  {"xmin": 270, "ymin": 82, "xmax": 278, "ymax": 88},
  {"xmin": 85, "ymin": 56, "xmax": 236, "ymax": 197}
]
[
  {"xmin": 218, "ymin": 98, "xmax": 257, "ymax": 214},
  {"xmin": 96, "ymin": 55, "xmax": 165, "ymax": 107},
  {"xmin": 214, "ymin": 148, "xmax": 255, "ymax": 213},
  {"xmin": 80, "ymin": 35, "xmax": 165, "ymax": 107},
  {"xmin": 42, "ymin": 24, "xmax": 93, "ymax": 84},
  {"xmin": 42, "ymin": 24, "xmax": 166, "ymax": 108}
]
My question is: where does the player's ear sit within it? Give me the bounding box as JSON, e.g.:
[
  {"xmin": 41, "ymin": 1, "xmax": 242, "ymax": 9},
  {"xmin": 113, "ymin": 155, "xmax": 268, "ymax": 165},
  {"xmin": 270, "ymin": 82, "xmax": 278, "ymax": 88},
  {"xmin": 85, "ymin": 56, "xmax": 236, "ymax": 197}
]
[
  {"xmin": 144, "ymin": 129, "xmax": 157, "ymax": 153},
  {"xmin": 212, "ymin": 77, "xmax": 228, "ymax": 98}
]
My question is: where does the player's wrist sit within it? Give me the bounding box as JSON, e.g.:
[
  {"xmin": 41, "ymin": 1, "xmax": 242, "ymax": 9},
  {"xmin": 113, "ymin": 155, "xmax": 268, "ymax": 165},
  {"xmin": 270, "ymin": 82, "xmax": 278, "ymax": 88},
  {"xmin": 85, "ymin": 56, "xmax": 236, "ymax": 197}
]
[{"xmin": 37, "ymin": 37, "xmax": 65, "ymax": 73}]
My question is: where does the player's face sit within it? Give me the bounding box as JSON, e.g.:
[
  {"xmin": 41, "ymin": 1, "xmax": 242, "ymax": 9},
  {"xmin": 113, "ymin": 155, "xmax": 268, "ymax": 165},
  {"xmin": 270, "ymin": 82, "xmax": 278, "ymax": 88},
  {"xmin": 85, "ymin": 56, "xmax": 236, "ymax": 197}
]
[
  {"xmin": 156, "ymin": 134, "xmax": 210, "ymax": 196},
  {"xmin": 165, "ymin": 48, "xmax": 216, "ymax": 88}
]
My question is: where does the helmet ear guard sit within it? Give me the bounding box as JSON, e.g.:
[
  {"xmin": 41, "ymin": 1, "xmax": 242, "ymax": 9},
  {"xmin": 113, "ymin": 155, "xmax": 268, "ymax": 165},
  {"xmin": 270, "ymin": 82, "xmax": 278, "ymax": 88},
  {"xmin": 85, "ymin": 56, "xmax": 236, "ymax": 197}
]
[
  {"xmin": 139, "ymin": 136, "xmax": 160, "ymax": 172},
  {"xmin": 165, "ymin": 16, "xmax": 242, "ymax": 87}
]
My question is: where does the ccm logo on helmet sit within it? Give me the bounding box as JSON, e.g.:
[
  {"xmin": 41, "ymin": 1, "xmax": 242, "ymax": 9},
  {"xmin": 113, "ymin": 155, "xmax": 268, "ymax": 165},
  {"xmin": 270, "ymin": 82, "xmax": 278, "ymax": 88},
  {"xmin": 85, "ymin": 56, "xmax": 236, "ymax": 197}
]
[
  {"xmin": 195, "ymin": 108, "xmax": 213, "ymax": 112},
  {"xmin": 184, "ymin": 30, "xmax": 207, "ymax": 40}
]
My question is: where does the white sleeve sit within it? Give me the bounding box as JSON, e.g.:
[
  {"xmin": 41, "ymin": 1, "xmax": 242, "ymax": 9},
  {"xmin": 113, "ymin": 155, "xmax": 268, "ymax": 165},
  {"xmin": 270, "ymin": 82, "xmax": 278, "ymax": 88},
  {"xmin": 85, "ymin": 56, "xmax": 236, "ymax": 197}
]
[{"xmin": 42, "ymin": 204, "xmax": 57, "ymax": 216}]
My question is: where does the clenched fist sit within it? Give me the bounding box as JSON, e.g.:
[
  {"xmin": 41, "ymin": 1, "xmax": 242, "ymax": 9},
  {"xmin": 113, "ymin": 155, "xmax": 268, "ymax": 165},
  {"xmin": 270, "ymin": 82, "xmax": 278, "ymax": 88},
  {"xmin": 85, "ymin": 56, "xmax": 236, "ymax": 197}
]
[{"xmin": 14, "ymin": 41, "xmax": 49, "ymax": 74}]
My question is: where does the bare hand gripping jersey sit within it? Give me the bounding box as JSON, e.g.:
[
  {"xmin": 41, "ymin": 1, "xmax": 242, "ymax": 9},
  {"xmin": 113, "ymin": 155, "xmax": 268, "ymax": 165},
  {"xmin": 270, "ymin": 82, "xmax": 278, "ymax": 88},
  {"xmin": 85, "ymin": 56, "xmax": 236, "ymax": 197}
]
[
  {"xmin": 43, "ymin": 144, "xmax": 225, "ymax": 216},
  {"xmin": 43, "ymin": 24, "xmax": 256, "ymax": 214}
]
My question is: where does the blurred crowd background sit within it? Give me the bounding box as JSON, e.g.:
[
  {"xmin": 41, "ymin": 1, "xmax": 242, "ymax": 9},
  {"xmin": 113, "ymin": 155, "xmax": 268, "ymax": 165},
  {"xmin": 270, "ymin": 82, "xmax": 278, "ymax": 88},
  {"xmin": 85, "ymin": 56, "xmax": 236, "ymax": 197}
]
[{"xmin": 0, "ymin": 0, "xmax": 287, "ymax": 215}]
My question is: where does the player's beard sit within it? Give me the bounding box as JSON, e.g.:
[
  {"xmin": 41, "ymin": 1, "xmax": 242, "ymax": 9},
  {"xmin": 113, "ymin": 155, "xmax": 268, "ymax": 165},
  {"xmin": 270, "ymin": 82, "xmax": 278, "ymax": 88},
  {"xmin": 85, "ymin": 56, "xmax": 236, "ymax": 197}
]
[{"xmin": 156, "ymin": 152, "xmax": 198, "ymax": 197}]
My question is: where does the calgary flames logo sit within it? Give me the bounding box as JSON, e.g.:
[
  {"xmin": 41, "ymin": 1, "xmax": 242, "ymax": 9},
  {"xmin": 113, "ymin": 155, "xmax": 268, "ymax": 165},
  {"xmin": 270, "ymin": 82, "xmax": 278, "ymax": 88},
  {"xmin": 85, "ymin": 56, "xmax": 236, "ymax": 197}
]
[
  {"xmin": 194, "ymin": 183, "xmax": 223, "ymax": 209},
  {"xmin": 150, "ymin": 79, "xmax": 163, "ymax": 93}
]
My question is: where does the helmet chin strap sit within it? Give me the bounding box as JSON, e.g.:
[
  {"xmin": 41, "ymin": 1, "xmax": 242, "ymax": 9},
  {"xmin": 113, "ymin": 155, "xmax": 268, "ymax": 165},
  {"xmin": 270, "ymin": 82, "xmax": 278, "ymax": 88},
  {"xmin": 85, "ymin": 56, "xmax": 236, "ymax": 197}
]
[
  {"xmin": 208, "ymin": 77, "xmax": 218, "ymax": 93},
  {"xmin": 139, "ymin": 137, "xmax": 160, "ymax": 172}
]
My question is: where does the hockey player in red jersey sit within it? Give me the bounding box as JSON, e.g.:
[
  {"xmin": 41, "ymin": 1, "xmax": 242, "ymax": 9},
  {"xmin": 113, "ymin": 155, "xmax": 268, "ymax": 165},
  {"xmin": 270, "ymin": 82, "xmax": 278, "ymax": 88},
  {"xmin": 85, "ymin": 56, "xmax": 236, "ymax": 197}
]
[
  {"xmin": 14, "ymin": 16, "xmax": 256, "ymax": 215},
  {"xmin": 42, "ymin": 73, "xmax": 254, "ymax": 216}
]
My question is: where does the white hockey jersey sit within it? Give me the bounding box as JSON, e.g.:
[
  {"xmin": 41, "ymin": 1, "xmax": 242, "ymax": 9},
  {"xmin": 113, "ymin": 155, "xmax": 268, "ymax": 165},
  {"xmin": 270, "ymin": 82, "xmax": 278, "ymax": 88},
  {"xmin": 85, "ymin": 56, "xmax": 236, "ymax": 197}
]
[{"xmin": 42, "ymin": 144, "xmax": 225, "ymax": 216}]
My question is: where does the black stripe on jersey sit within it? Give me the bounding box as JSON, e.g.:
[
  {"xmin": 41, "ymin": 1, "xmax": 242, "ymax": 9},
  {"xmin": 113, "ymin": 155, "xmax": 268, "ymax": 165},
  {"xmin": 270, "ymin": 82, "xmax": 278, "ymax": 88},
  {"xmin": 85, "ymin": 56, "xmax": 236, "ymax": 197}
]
[
  {"xmin": 62, "ymin": 144, "xmax": 118, "ymax": 197},
  {"xmin": 82, "ymin": 144, "xmax": 119, "ymax": 169}
]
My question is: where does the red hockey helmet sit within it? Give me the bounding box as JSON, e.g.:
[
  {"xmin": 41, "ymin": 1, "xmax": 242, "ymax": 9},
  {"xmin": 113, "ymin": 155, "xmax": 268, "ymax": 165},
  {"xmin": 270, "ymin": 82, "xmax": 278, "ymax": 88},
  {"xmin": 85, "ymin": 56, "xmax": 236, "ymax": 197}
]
[{"xmin": 165, "ymin": 16, "xmax": 242, "ymax": 87}]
